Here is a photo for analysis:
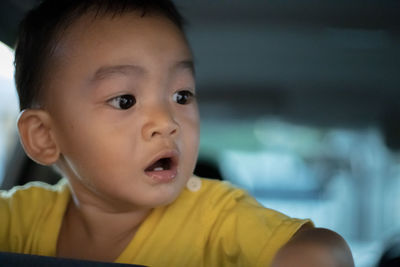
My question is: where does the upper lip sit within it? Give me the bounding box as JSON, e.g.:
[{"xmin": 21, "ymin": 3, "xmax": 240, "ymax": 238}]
[{"xmin": 144, "ymin": 149, "xmax": 179, "ymax": 172}]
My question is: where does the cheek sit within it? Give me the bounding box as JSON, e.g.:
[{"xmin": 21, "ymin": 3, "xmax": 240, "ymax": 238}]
[
  {"xmin": 181, "ymin": 109, "xmax": 200, "ymax": 156},
  {"xmin": 54, "ymin": 113, "xmax": 113, "ymax": 171},
  {"xmin": 181, "ymin": 105, "xmax": 199, "ymax": 134}
]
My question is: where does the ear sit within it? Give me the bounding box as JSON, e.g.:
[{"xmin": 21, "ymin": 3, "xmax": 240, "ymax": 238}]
[{"xmin": 17, "ymin": 109, "xmax": 60, "ymax": 166}]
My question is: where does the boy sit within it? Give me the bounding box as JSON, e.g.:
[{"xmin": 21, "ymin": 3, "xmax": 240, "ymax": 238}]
[{"xmin": 1, "ymin": 0, "xmax": 354, "ymax": 266}]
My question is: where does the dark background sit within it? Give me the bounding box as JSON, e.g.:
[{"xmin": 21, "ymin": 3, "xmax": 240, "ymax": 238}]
[{"xmin": 1, "ymin": 0, "xmax": 399, "ymax": 131}]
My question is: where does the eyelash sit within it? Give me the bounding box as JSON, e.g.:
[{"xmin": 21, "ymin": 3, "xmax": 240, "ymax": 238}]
[
  {"xmin": 107, "ymin": 90, "xmax": 195, "ymax": 110},
  {"xmin": 107, "ymin": 94, "xmax": 136, "ymax": 110},
  {"xmin": 173, "ymin": 90, "xmax": 195, "ymax": 105}
]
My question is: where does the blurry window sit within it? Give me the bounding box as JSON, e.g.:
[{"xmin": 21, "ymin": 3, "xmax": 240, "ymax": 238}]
[{"xmin": 0, "ymin": 42, "xmax": 18, "ymax": 185}]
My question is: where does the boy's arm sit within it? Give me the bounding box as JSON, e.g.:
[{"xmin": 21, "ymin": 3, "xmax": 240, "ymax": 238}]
[{"xmin": 271, "ymin": 225, "xmax": 355, "ymax": 267}]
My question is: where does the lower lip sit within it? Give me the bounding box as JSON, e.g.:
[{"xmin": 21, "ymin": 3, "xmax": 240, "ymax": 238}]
[{"xmin": 145, "ymin": 168, "xmax": 178, "ymax": 183}]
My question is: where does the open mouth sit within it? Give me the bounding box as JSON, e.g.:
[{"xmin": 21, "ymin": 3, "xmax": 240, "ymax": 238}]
[
  {"xmin": 144, "ymin": 151, "xmax": 179, "ymax": 182},
  {"xmin": 145, "ymin": 157, "xmax": 173, "ymax": 172}
]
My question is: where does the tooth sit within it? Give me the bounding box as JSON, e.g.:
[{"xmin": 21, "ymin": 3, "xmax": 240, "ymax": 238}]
[{"xmin": 154, "ymin": 167, "xmax": 164, "ymax": 171}]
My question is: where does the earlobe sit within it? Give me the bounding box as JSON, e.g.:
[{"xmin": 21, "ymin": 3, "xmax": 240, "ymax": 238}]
[{"xmin": 17, "ymin": 109, "xmax": 60, "ymax": 166}]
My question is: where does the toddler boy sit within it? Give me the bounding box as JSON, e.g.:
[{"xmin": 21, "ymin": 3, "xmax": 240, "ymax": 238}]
[{"xmin": 1, "ymin": 0, "xmax": 354, "ymax": 266}]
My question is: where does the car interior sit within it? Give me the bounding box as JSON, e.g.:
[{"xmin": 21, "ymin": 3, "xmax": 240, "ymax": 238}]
[{"xmin": 0, "ymin": 0, "xmax": 399, "ymax": 266}]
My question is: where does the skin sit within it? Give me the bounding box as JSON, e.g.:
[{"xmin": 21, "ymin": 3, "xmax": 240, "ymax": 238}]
[
  {"xmin": 39, "ymin": 12, "xmax": 199, "ymax": 261},
  {"xmin": 17, "ymin": 9, "xmax": 354, "ymax": 265},
  {"xmin": 272, "ymin": 226, "xmax": 355, "ymax": 267}
]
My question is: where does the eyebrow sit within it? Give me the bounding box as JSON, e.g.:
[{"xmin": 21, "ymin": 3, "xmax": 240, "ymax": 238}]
[
  {"xmin": 91, "ymin": 59, "xmax": 195, "ymax": 82},
  {"xmin": 174, "ymin": 60, "xmax": 195, "ymax": 76},
  {"xmin": 91, "ymin": 64, "xmax": 145, "ymax": 81}
]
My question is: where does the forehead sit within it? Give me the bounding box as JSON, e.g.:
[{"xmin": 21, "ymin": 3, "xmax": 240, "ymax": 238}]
[
  {"xmin": 41, "ymin": 11, "xmax": 194, "ymax": 107},
  {"xmin": 49, "ymin": 11, "xmax": 192, "ymax": 75}
]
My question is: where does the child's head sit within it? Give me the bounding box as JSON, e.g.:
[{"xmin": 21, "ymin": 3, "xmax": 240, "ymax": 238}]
[
  {"xmin": 15, "ymin": 0, "xmax": 200, "ymax": 210},
  {"xmin": 14, "ymin": 0, "xmax": 185, "ymax": 111}
]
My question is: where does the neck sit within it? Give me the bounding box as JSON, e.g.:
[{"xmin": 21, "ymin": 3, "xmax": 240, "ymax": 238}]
[
  {"xmin": 67, "ymin": 199, "xmax": 151, "ymax": 243},
  {"xmin": 56, "ymin": 180, "xmax": 152, "ymax": 261},
  {"xmin": 63, "ymin": 174, "xmax": 152, "ymax": 241}
]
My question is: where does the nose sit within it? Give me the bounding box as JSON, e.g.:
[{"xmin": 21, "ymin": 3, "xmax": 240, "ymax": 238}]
[{"xmin": 142, "ymin": 106, "xmax": 179, "ymax": 141}]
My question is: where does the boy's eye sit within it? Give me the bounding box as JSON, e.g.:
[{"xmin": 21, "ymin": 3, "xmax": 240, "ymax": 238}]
[
  {"xmin": 173, "ymin": 90, "xmax": 194, "ymax": 105},
  {"xmin": 107, "ymin": 94, "xmax": 136, "ymax": 110}
]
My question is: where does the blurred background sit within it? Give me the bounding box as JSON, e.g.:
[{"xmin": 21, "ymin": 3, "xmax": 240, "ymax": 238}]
[{"xmin": 0, "ymin": 0, "xmax": 400, "ymax": 266}]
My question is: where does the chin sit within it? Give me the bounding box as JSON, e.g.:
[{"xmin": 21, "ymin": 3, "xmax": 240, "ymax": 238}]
[{"xmin": 147, "ymin": 184, "xmax": 184, "ymax": 207}]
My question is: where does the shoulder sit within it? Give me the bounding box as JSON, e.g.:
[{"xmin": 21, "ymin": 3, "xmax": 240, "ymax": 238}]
[
  {"xmin": 173, "ymin": 177, "xmax": 253, "ymax": 217},
  {"xmin": 176, "ymin": 177, "xmax": 312, "ymax": 266},
  {"xmin": 178, "ymin": 177, "xmax": 300, "ymax": 220},
  {"xmin": 1, "ymin": 178, "xmax": 69, "ymax": 206},
  {"xmin": 180, "ymin": 175, "xmax": 309, "ymax": 226},
  {"xmin": 182, "ymin": 176, "xmax": 248, "ymax": 203},
  {"xmin": 0, "ymin": 178, "xmax": 69, "ymax": 250},
  {"xmin": 195, "ymin": 176, "xmax": 309, "ymax": 229},
  {"xmin": 0, "ymin": 178, "xmax": 69, "ymax": 224}
]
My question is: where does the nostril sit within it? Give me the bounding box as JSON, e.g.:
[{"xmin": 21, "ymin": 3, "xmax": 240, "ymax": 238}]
[
  {"xmin": 170, "ymin": 128, "xmax": 177, "ymax": 136},
  {"xmin": 151, "ymin": 131, "xmax": 158, "ymax": 138},
  {"xmin": 149, "ymin": 126, "xmax": 177, "ymax": 138},
  {"xmin": 143, "ymin": 115, "xmax": 179, "ymax": 140}
]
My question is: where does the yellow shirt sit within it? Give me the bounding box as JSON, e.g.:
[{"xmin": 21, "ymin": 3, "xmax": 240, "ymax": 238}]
[{"xmin": 0, "ymin": 177, "xmax": 311, "ymax": 266}]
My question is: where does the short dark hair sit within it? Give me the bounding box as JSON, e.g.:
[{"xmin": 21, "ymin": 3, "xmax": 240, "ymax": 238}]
[{"xmin": 14, "ymin": 0, "xmax": 185, "ymax": 111}]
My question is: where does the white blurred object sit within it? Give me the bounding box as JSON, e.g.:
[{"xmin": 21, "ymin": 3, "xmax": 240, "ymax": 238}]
[
  {"xmin": 0, "ymin": 42, "xmax": 14, "ymax": 80},
  {"xmin": 219, "ymin": 150, "xmax": 319, "ymax": 193},
  {"xmin": 0, "ymin": 42, "xmax": 18, "ymax": 185}
]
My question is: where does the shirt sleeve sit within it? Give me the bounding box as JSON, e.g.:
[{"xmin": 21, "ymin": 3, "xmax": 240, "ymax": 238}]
[
  {"xmin": 0, "ymin": 180, "xmax": 69, "ymax": 254},
  {"xmin": 204, "ymin": 183, "xmax": 312, "ymax": 267},
  {"xmin": 0, "ymin": 186, "xmax": 38, "ymax": 253}
]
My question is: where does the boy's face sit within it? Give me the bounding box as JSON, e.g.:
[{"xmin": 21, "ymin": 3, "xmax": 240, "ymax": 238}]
[{"xmin": 44, "ymin": 12, "xmax": 199, "ymax": 210}]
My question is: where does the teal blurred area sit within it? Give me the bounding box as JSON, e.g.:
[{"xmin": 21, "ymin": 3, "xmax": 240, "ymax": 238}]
[{"xmin": 199, "ymin": 118, "xmax": 399, "ymax": 267}]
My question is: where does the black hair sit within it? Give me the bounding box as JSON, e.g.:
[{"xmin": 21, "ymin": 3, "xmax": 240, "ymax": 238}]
[{"xmin": 14, "ymin": 0, "xmax": 185, "ymax": 111}]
